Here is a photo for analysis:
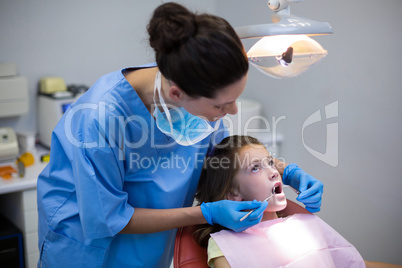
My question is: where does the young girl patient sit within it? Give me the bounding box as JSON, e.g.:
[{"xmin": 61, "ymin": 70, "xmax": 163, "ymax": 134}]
[{"xmin": 194, "ymin": 135, "xmax": 367, "ymax": 268}]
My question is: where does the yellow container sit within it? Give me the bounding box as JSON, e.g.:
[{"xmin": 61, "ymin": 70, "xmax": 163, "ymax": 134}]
[{"xmin": 17, "ymin": 152, "xmax": 35, "ymax": 167}]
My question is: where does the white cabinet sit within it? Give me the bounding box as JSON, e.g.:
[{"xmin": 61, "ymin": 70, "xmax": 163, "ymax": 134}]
[
  {"xmin": 0, "ymin": 147, "xmax": 47, "ymax": 267},
  {"xmin": 22, "ymin": 189, "xmax": 39, "ymax": 268},
  {"xmin": 0, "ymin": 188, "xmax": 39, "ymax": 268}
]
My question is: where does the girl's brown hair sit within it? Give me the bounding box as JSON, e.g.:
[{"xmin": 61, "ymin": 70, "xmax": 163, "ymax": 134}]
[
  {"xmin": 194, "ymin": 135, "xmax": 263, "ymax": 247},
  {"xmin": 147, "ymin": 2, "xmax": 248, "ymax": 99}
]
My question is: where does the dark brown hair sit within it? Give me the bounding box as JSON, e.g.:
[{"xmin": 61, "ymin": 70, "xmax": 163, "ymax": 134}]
[
  {"xmin": 194, "ymin": 135, "xmax": 263, "ymax": 247},
  {"xmin": 147, "ymin": 2, "xmax": 248, "ymax": 99}
]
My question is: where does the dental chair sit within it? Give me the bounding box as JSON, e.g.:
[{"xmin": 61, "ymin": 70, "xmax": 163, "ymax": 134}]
[{"xmin": 173, "ymin": 199, "xmax": 312, "ymax": 268}]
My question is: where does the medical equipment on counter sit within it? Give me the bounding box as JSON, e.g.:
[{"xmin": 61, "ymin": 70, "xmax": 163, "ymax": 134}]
[
  {"xmin": 0, "ymin": 165, "xmax": 17, "ymax": 179},
  {"xmin": 16, "ymin": 131, "xmax": 36, "ymax": 154},
  {"xmin": 14, "ymin": 152, "xmax": 34, "ymax": 178},
  {"xmin": 16, "ymin": 152, "xmax": 34, "ymax": 167},
  {"xmin": 0, "ymin": 63, "xmax": 28, "ymax": 118},
  {"xmin": 38, "ymin": 77, "xmax": 88, "ymax": 148},
  {"xmin": 16, "ymin": 160, "xmax": 25, "ymax": 178},
  {"xmin": 40, "ymin": 153, "xmax": 50, "ymax": 163},
  {"xmin": 0, "ymin": 127, "xmax": 19, "ymax": 162},
  {"xmin": 37, "ymin": 94, "xmax": 81, "ymax": 148},
  {"xmin": 39, "ymin": 77, "xmax": 67, "ymax": 94}
]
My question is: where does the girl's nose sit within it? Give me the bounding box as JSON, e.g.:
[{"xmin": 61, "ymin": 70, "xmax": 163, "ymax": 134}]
[{"xmin": 270, "ymin": 170, "xmax": 279, "ymax": 180}]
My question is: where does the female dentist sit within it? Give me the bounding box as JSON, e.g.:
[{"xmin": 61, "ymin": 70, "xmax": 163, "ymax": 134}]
[{"xmin": 37, "ymin": 2, "xmax": 323, "ymax": 267}]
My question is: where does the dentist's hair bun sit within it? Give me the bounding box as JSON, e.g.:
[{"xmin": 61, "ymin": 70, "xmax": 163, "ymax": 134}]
[
  {"xmin": 147, "ymin": 2, "xmax": 196, "ymax": 54},
  {"xmin": 146, "ymin": 2, "xmax": 248, "ymax": 99}
]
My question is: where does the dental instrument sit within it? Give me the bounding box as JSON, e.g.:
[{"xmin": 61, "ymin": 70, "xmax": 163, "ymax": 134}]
[{"xmin": 240, "ymin": 191, "xmax": 276, "ymax": 222}]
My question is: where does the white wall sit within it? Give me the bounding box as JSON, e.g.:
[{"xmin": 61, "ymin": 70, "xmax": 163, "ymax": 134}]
[
  {"xmin": 216, "ymin": 0, "xmax": 402, "ymax": 265},
  {"xmin": 1, "ymin": 0, "xmax": 401, "ymax": 265}
]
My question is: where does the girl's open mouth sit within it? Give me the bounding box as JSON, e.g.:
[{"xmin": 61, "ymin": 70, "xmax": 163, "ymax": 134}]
[{"xmin": 272, "ymin": 182, "xmax": 283, "ymax": 194}]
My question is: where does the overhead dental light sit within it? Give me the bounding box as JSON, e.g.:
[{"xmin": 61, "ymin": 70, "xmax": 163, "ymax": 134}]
[{"xmin": 235, "ymin": 0, "xmax": 333, "ymax": 79}]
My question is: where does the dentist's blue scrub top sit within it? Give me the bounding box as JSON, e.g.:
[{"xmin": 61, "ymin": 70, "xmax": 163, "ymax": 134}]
[{"xmin": 37, "ymin": 63, "xmax": 227, "ymax": 267}]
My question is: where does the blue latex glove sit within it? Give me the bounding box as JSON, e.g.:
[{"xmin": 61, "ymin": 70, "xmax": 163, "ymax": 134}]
[
  {"xmin": 283, "ymin": 163, "xmax": 324, "ymax": 213},
  {"xmin": 200, "ymin": 200, "xmax": 268, "ymax": 232}
]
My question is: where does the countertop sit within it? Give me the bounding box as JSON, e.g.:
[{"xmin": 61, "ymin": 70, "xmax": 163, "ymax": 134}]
[{"xmin": 0, "ymin": 146, "xmax": 49, "ymax": 195}]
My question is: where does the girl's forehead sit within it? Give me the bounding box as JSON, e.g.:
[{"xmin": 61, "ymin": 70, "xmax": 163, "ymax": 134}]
[{"xmin": 239, "ymin": 145, "xmax": 268, "ymax": 160}]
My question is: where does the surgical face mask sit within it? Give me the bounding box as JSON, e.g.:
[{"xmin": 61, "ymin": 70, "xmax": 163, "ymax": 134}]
[{"xmin": 153, "ymin": 71, "xmax": 220, "ymax": 146}]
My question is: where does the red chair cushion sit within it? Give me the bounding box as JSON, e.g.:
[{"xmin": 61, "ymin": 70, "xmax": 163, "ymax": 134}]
[{"xmin": 174, "ymin": 224, "xmax": 208, "ymax": 268}]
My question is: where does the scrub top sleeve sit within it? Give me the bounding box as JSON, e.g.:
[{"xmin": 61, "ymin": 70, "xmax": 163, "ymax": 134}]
[{"xmin": 72, "ymin": 145, "xmax": 134, "ymax": 240}]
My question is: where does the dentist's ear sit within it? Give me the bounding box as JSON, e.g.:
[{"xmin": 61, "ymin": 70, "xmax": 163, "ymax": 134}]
[{"xmin": 168, "ymin": 83, "xmax": 186, "ymax": 102}]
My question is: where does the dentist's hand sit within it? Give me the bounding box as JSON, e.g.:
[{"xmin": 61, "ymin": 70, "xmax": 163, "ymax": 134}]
[
  {"xmin": 283, "ymin": 163, "xmax": 324, "ymax": 213},
  {"xmin": 200, "ymin": 200, "xmax": 268, "ymax": 232}
]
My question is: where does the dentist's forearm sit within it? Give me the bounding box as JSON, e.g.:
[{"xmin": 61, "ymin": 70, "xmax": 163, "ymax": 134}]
[{"xmin": 119, "ymin": 206, "xmax": 207, "ymax": 234}]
